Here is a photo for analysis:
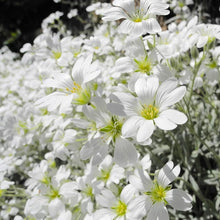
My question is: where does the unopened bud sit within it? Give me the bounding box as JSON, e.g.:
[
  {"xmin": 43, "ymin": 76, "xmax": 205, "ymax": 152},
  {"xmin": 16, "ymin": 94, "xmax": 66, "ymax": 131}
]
[
  {"xmin": 190, "ymin": 46, "xmax": 199, "ymax": 59},
  {"xmin": 208, "ymin": 38, "xmax": 216, "ymax": 49},
  {"xmin": 170, "ymin": 57, "xmax": 179, "ymax": 69},
  {"xmin": 147, "ymin": 40, "xmax": 154, "ymax": 50}
]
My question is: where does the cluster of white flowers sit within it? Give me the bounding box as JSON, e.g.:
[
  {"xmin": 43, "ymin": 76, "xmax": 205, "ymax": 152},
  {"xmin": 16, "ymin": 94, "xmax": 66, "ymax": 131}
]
[{"xmin": 0, "ymin": 0, "xmax": 220, "ymax": 219}]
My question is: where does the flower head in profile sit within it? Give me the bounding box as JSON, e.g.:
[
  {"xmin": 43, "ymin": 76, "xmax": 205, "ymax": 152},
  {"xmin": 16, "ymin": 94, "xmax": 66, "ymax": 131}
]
[
  {"xmin": 102, "ymin": 0, "xmax": 169, "ymax": 36},
  {"xmin": 192, "ymin": 24, "xmax": 220, "ymax": 48},
  {"xmin": 128, "ymin": 161, "xmax": 193, "ymax": 220}
]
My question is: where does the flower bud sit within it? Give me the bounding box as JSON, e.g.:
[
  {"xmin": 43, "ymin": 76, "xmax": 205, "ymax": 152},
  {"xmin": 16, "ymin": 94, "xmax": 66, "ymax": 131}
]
[{"xmin": 190, "ymin": 46, "xmax": 199, "ymax": 59}]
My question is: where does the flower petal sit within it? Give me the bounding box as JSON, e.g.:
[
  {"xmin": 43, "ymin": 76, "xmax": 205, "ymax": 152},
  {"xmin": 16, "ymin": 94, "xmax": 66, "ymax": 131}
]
[
  {"xmin": 156, "ymin": 77, "xmax": 178, "ymax": 106},
  {"xmin": 94, "ymin": 208, "xmax": 116, "ymax": 220},
  {"xmin": 197, "ymin": 36, "xmax": 208, "ymax": 48},
  {"xmin": 154, "ymin": 116, "xmax": 177, "ymax": 130},
  {"xmin": 113, "ymin": 0, "xmax": 135, "ymax": 15},
  {"xmin": 137, "ymin": 120, "xmax": 155, "ymax": 142},
  {"xmin": 122, "ymin": 116, "xmax": 143, "ymax": 138},
  {"xmin": 80, "ymin": 138, "xmax": 108, "ymax": 163},
  {"xmin": 96, "ymin": 189, "xmax": 116, "ymax": 207},
  {"xmin": 127, "ymin": 195, "xmax": 148, "ymax": 218},
  {"xmin": 129, "ymin": 175, "xmax": 146, "ymax": 192},
  {"xmin": 114, "ymin": 137, "xmax": 138, "ymax": 167},
  {"xmin": 102, "ymin": 7, "xmax": 128, "ymax": 21},
  {"xmin": 160, "ymin": 109, "xmax": 187, "ymax": 125},
  {"xmin": 158, "ymin": 86, "xmax": 186, "ymax": 109},
  {"xmin": 158, "ymin": 161, "xmax": 180, "ymax": 187},
  {"xmin": 143, "ymin": 18, "xmax": 162, "ymax": 34},
  {"xmin": 135, "ymin": 77, "xmax": 159, "ymax": 105},
  {"xmin": 120, "ymin": 184, "xmax": 137, "ymax": 203},
  {"xmin": 111, "ymin": 92, "xmax": 138, "ymax": 116},
  {"xmin": 166, "ymin": 189, "xmax": 193, "ymax": 211},
  {"xmin": 146, "ymin": 202, "xmax": 169, "ymax": 220}
]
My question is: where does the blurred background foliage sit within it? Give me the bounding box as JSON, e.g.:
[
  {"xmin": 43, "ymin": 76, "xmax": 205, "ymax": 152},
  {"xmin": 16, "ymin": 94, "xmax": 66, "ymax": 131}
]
[
  {"xmin": 0, "ymin": 0, "xmax": 219, "ymax": 53},
  {"xmin": 0, "ymin": 0, "xmax": 109, "ymax": 52}
]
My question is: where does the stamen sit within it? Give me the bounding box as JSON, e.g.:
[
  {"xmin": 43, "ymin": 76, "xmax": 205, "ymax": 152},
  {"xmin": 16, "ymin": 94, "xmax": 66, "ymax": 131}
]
[
  {"xmin": 112, "ymin": 200, "xmax": 127, "ymax": 216},
  {"xmin": 66, "ymin": 82, "xmax": 82, "ymax": 94},
  {"xmin": 140, "ymin": 104, "xmax": 159, "ymax": 120},
  {"xmin": 145, "ymin": 182, "xmax": 170, "ymax": 204},
  {"xmin": 134, "ymin": 56, "xmax": 153, "ymax": 75},
  {"xmin": 52, "ymin": 51, "xmax": 61, "ymax": 60}
]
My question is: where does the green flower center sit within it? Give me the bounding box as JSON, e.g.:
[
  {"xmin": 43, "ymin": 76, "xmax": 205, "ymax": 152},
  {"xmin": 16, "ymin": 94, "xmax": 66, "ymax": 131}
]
[
  {"xmin": 151, "ymin": 185, "xmax": 166, "ymax": 202},
  {"xmin": 145, "ymin": 182, "xmax": 171, "ymax": 204},
  {"xmin": 178, "ymin": 2, "xmax": 185, "ymax": 8},
  {"xmin": 208, "ymin": 60, "xmax": 217, "ymax": 69},
  {"xmin": 208, "ymin": 36, "xmax": 215, "ymax": 44},
  {"xmin": 49, "ymin": 188, "xmax": 60, "ymax": 200},
  {"xmin": 52, "ymin": 51, "xmax": 61, "ymax": 60},
  {"xmin": 83, "ymin": 186, "xmax": 93, "ymax": 197},
  {"xmin": 140, "ymin": 104, "xmax": 159, "ymax": 120},
  {"xmin": 41, "ymin": 175, "xmax": 50, "ymax": 185},
  {"xmin": 112, "ymin": 200, "xmax": 127, "ymax": 216},
  {"xmin": 100, "ymin": 116, "xmax": 123, "ymax": 142},
  {"xmin": 0, "ymin": 189, "xmax": 5, "ymax": 197},
  {"xmin": 134, "ymin": 57, "xmax": 152, "ymax": 75},
  {"xmin": 98, "ymin": 169, "xmax": 110, "ymax": 182}
]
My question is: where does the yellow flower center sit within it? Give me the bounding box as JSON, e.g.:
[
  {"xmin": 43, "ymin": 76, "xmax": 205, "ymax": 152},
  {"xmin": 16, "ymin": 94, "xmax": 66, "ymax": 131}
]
[
  {"xmin": 134, "ymin": 17, "xmax": 142, "ymax": 22},
  {"xmin": 145, "ymin": 182, "xmax": 171, "ymax": 204},
  {"xmin": 104, "ymin": 32, "xmax": 109, "ymax": 37},
  {"xmin": 151, "ymin": 185, "xmax": 166, "ymax": 202},
  {"xmin": 52, "ymin": 51, "xmax": 61, "ymax": 60},
  {"xmin": 74, "ymin": 51, "xmax": 80, "ymax": 58},
  {"xmin": 84, "ymin": 186, "xmax": 93, "ymax": 197},
  {"xmin": 208, "ymin": 36, "xmax": 215, "ymax": 44},
  {"xmin": 66, "ymin": 82, "xmax": 82, "ymax": 94},
  {"xmin": 140, "ymin": 104, "xmax": 159, "ymax": 120},
  {"xmin": 98, "ymin": 169, "xmax": 110, "ymax": 182},
  {"xmin": 49, "ymin": 188, "xmax": 60, "ymax": 200},
  {"xmin": 178, "ymin": 2, "xmax": 185, "ymax": 8},
  {"xmin": 134, "ymin": 57, "xmax": 152, "ymax": 75},
  {"xmin": 41, "ymin": 175, "xmax": 50, "ymax": 185},
  {"xmin": 100, "ymin": 116, "xmax": 123, "ymax": 143},
  {"xmin": 0, "ymin": 189, "xmax": 5, "ymax": 197},
  {"xmin": 208, "ymin": 61, "xmax": 217, "ymax": 69},
  {"xmin": 132, "ymin": 9, "xmax": 144, "ymax": 23},
  {"xmin": 112, "ymin": 200, "xmax": 127, "ymax": 216}
]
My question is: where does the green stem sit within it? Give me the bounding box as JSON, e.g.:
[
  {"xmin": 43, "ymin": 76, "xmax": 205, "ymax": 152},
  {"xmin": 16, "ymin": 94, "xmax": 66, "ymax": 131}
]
[{"xmin": 187, "ymin": 47, "xmax": 206, "ymax": 106}]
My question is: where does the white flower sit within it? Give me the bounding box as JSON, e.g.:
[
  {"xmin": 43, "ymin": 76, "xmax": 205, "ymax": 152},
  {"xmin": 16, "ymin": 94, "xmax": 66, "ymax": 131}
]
[
  {"xmin": 51, "ymin": 129, "xmax": 78, "ymax": 161},
  {"xmin": 97, "ymin": 155, "xmax": 125, "ymax": 187},
  {"xmin": 0, "ymin": 172, "xmax": 14, "ymax": 191},
  {"xmin": 57, "ymin": 210, "xmax": 72, "ymax": 220},
  {"xmin": 35, "ymin": 53, "xmax": 100, "ymax": 112},
  {"xmin": 67, "ymin": 9, "xmax": 78, "ymax": 19},
  {"xmin": 80, "ymin": 97, "xmax": 138, "ymax": 167},
  {"xmin": 94, "ymin": 184, "xmax": 138, "ymax": 220},
  {"xmin": 192, "ymin": 24, "xmax": 220, "ymax": 48},
  {"xmin": 111, "ymin": 76, "xmax": 187, "ymax": 143},
  {"xmin": 113, "ymin": 37, "xmax": 159, "ymax": 78},
  {"xmin": 128, "ymin": 161, "xmax": 193, "ymax": 220},
  {"xmin": 102, "ymin": 0, "xmax": 169, "ymax": 36}
]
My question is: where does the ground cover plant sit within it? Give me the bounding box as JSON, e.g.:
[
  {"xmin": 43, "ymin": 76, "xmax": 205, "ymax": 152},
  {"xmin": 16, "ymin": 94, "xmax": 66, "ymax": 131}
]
[{"xmin": 0, "ymin": 0, "xmax": 220, "ymax": 219}]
